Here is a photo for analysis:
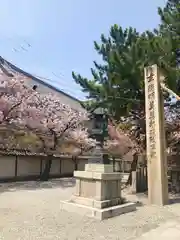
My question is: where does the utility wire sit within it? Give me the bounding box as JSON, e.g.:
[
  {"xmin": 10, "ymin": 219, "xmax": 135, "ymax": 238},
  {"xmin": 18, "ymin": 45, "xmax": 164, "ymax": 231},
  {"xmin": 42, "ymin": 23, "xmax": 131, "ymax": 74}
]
[
  {"xmin": 5, "ymin": 39, "xmax": 178, "ymax": 103},
  {"xmin": 1, "ymin": 38, "xmax": 80, "ymax": 96},
  {"xmin": 32, "ymin": 73, "xmax": 81, "ymax": 96},
  {"xmin": 1, "ymin": 37, "xmax": 85, "ymax": 99}
]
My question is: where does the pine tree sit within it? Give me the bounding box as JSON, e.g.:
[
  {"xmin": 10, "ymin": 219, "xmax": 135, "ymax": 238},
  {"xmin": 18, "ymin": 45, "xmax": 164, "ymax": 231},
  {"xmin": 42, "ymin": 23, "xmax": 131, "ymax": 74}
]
[
  {"xmin": 72, "ymin": 2, "xmax": 180, "ymax": 118},
  {"xmin": 157, "ymin": 0, "xmax": 180, "ymax": 91},
  {"xmin": 72, "ymin": 25, "xmax": 150, "ymax": 119}
]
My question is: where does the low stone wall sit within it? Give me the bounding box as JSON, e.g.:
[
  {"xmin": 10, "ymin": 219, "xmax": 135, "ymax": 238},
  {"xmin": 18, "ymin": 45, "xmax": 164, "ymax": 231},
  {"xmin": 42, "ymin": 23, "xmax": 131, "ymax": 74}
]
[
  {"xmin": 0, "ymin": 154, "xmax": 132, "ymax": 182},
  {"xmin": 0, "ymin": 155, "xmax": 87, "ymax": 182}
]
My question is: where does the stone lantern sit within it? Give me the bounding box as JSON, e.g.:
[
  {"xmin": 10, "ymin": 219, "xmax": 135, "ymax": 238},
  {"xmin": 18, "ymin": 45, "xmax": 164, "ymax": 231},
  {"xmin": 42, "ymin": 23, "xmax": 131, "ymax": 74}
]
[{"xmin": 61, "ymin": 109, "xmax": 136, "ymax": 220}]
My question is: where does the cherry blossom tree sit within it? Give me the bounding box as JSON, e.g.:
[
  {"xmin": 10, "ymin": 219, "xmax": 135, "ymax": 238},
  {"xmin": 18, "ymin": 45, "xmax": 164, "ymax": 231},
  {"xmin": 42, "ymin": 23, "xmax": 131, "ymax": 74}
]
[
  {"xmin": 22, "ymin": 93, "xmax": 96, "ymax": 181},
  {"xmin": 0, "ymin": 73, "xmax": 41, "ymax": 151},
  {"xmin": 105, "ymin": 119, "xmax": 144, "ymax": 186},
  {"xmin": 104, "ymin": 120, "xmax": 135, "ymax": 157},
  {"xmin": 106, "ymin": 113, "xmax": 180, "ymax": 188},
  {"xmin": 63, "ymin": 128, "xmax": 97, "ymax": 169},
  {"xmin": 0, "ymin": 73, "xmax": 95, "ymax": 181}
]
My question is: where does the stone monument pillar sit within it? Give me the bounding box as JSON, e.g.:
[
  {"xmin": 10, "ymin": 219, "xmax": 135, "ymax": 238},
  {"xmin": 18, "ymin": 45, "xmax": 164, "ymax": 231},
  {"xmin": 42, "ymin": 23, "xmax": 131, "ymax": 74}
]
[{"xmin": 144, "ymin": 64, "xmax": 169, "ymax": 205}]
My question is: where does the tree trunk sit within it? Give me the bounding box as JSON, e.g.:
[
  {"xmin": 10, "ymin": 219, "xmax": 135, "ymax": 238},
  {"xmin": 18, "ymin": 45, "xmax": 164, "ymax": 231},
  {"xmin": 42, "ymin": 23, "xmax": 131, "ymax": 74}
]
[
  {"xmin": 72, "ymin": 156, "xmax": 78, "ymax": 171},
  {"xmin": 112, "ymin": 156, "xmax": 116, "ymax": 171},
  {"xmin": 40, "ymin": 155, "xmax": 52, "ymax": 181},
  {"xmin": 102, "ymin": 153, "xmax": 110, "ymax": 164}
]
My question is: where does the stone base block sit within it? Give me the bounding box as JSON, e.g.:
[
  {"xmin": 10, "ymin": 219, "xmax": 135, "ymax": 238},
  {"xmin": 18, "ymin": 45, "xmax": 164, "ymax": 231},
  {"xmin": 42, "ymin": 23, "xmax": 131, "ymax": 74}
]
[
  {"xmin": 60, "ymin": 200, "xmax": 136, "ymax": 220},
  {"xmin": 70, "ymin": 195, "xmax": 123, "ymax": 209},
  {"xmin": 63, "ymin": 163, "xmax": 136, "ymax": 220},
  {"xmin": 85, "ymin": 164, "xmax": 113, "ymax": 173}
]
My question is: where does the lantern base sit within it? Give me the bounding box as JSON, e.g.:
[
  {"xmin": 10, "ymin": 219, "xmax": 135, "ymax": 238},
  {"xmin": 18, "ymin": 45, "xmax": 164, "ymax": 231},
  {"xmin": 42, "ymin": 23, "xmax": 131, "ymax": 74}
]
[{"xmin": 60, "ymin": 164, "xmax": 136, "ymax": 220}]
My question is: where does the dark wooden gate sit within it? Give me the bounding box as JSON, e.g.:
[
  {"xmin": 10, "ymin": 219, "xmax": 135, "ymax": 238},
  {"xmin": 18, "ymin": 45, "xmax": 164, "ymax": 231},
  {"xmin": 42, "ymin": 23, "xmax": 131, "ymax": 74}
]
[{"xmin": 136, "ymin": 165, "xmax": 148, "ymax": 193}]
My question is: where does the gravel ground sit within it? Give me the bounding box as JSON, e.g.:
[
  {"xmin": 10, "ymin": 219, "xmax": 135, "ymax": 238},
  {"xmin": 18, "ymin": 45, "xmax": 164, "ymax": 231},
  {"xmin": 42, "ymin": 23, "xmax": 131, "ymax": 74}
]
[{"xmin": 0, "ymin": 179, "xmax": 180, "ymax": 240}]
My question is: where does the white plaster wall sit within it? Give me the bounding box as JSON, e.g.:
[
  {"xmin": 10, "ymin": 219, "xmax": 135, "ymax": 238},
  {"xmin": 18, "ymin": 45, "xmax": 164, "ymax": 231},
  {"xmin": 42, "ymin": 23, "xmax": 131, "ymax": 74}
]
[
  {"xmin": 50, "ymin": 159, "xmax": 60, "ymax": 175},
  {"xmin": 17, "ymin": 156, "xmax": 41, "ymax": 176},
  {"xmin": 0, "ymin": 156, "xmax": 15, "ymax": 178},
  {"xmin": 61, "ymin": 158, "xmax": 75, "ymax": 175},
  {"xmin": 77, "ymin": 159, "xmax": 87, "ymax": 171}
]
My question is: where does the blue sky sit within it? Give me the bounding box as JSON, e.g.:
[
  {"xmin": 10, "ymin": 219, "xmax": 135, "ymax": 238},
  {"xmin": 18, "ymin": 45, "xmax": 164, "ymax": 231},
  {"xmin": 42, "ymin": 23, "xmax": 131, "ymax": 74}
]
[{"xmin": 0, "ymin": 0, "xmax": 166, "ymax": 100}]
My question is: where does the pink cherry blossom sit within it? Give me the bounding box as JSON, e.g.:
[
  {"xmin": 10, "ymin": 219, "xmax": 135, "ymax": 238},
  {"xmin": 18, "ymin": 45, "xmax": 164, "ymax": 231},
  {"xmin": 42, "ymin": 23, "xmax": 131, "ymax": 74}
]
[
  {"xmin": 105, "ymin": 120, "xmax": 134, "ymax": 157},
  {"xmin": 0, "ymin": 72, "xmax": 94, "ymax": 158},
  {"xmin": 0, "ymin": 73, "xmax": 36, "ymax": 125},
  {"xmin": 23, "ymin": 93, "xmax": 93, "ymax": 154}
]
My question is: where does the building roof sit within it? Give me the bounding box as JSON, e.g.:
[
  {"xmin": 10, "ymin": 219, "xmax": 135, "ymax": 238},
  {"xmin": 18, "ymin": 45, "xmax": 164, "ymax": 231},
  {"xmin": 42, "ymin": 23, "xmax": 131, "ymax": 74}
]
[{"xmin": 0, "ymin": 56, "xmax": 81, "ymax": 103}]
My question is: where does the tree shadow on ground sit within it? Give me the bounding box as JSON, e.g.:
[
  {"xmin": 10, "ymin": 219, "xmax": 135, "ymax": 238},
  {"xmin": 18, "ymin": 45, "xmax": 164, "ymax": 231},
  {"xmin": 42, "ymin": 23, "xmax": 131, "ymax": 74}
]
[{"xmin": 0, "ymin": 178, "xmax": 76, "ymax": 194}]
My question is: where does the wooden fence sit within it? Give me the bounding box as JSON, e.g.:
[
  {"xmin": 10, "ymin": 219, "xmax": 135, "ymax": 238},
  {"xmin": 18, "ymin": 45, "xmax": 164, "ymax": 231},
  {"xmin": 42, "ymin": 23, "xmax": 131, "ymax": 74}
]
[
  {"xmin": 112, "ymin": 156, "xmax": 148, "ymax": 193},
  {"xmin": 112, "ymin": 154, "xmax": 180, "ymax": 193}
]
